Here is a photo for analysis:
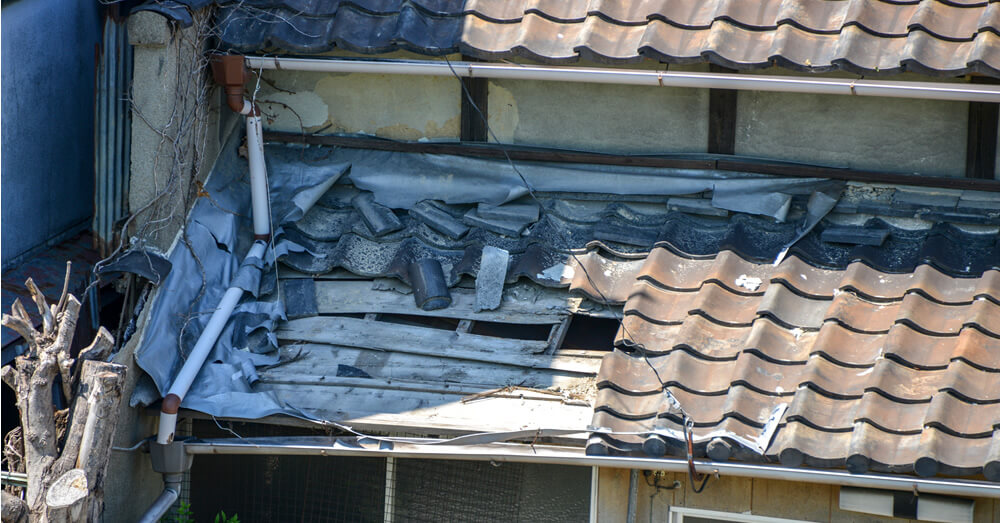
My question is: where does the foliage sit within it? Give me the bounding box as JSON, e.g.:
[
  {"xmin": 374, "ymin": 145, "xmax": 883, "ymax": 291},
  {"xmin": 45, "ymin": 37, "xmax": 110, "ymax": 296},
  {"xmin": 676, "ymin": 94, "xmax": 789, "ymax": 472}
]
[
  {"xmin": 163, "ymin": 502, "xmax": 240, "ymax": 523},
  {"xmin": 214, "ymin": 510, "xmax": 240, "ymax": 523},
  {"xmin": 164, "ymin": 501, "xmax": 194, "ymax": 523}
]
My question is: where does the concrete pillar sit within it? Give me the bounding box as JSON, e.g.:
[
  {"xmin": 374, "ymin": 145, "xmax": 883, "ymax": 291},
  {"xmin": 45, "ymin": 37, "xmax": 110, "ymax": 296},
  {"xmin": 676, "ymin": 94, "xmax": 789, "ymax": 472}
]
[{"xmin": 127, "ymin": 9, "xmax": 224, "ymax": 253}]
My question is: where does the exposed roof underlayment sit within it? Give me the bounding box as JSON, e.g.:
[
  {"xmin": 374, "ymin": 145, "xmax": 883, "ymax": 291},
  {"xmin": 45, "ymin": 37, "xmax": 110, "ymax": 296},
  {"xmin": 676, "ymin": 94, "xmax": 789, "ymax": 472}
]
[{"xmin": 133, "ymin": 129, "xmax": 1000, "ymax": 483}]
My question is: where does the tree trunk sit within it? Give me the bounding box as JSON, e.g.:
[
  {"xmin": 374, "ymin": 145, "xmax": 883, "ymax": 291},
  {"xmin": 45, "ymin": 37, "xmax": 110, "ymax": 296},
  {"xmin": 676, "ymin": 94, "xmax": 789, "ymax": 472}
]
[{"xmin": 2, "ymin": 266, "xmax": 125, "ymax": 523}]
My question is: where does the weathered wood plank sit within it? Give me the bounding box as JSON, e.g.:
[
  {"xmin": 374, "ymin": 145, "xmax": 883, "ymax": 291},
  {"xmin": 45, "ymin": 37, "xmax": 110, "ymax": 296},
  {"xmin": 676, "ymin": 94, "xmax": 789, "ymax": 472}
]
[
  {"xmin": 258, "ymin": 382, "xmax": 594, "ymax": 438},
  {"xmin": 314, "ymin": 279, "xmax": 571, "ymax": 324},
  {"xmin": 281, "ymin": 271, "xmax": 623, "ymax": 319},
  {"xmin": 278, "ymin": 267, "xmax": 371, "ymax": 280},
  {"xmin": 262, "ymin": 343, "xmax": 597, "ymax": 391},
  {"xmin": 277, "ymin": 317, "xmax": 600, "ymax": 374},
  {"xmin": 545, "ymin": 315, "xmax": 572, "ymax": 353},
  {"xmin": 260, "ymin": 375, "xmax": 489, "ymax": 396}
]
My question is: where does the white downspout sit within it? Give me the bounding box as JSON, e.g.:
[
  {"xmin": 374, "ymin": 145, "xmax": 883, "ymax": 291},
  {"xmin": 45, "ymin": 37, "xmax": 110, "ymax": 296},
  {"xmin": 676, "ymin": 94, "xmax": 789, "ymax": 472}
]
[{"xmin": 156, "ymin": 82, "xmax": 272, "ymax": 445}]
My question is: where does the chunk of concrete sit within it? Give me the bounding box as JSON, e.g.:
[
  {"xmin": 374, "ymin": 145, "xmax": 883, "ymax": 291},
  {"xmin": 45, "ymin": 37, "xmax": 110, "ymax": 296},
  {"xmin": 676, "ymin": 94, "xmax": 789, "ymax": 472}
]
[
  {"xmin": 282, "ymin": 278, "xmax": 318, "ymax": 319},
  {"xmin": 820, "ymin": 226, "xmax": 890, "ymax": 246}
]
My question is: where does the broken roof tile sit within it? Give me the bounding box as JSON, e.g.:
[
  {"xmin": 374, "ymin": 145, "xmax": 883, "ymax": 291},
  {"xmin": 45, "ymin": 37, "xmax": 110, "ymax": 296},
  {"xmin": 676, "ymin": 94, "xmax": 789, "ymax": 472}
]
[{"xmin": 586, "ymin": 231, "xmax": 1000, "ymax": 478}]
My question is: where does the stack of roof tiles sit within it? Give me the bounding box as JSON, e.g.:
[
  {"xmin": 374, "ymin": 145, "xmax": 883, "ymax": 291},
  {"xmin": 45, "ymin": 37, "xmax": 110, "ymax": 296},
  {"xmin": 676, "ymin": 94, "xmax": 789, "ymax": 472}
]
[
  {"xmin": 579, "ymin": 241, "xmax": 1000, "ymax": 479},
  {"xmin": 141, "ymin": 0, "xmax": 1000, "ymax": 77}
]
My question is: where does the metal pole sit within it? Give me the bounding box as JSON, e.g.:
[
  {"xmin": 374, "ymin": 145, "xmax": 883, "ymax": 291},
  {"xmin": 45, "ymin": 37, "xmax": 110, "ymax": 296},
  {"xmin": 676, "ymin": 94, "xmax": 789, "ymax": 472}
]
[
  {"xmin": 626, "ymin": 469, "xmax": 639, "ymax": 523},
  {"xmin": 589, "ymin": 466, "xmax": 599, "ymax": 523},
  {"xmin": 383, "ymin": 457, "xmax": 397, "ymax": 523}
]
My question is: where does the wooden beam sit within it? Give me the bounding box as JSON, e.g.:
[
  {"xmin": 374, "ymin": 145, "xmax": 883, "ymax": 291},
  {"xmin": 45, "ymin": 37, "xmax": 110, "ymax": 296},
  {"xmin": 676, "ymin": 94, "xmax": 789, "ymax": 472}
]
[
  {"xmin": 707, "ymin": 64, "xmax": 737, "ymax": 155},
  {"xmin": 277, "ymin": 316, "xmax": 600, "ymax": 374},
  {"xmin": 256, "ymin": 382, "xmax": 594, "ymax": 438},
  {"xmin": 263, "ymin": 131, "xmax": 1000, "ymax": 192},
  {"xmin": 313, "ymin": 279, "xmax": 570, "ymax": 324},
  {"xmin": 966, "ymin": 77, "xmax": 999, "ymax": 180},
  {"xmin": 261, "ymin": 343, "xmax": 596, "ymax": 391},
  {"xmin": 460, "ymin": 55, "xmax": 489, "ymax": 142}
]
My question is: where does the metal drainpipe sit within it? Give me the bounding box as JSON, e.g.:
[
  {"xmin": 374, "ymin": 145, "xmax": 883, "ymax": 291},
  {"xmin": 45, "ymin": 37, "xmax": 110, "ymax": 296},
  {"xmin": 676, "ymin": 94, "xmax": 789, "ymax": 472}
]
[
  {"xmin": 626, "ymin": 469, "xmax": 639, "ymax": 523},
  {"xmin": 136, "ymin": 476, "xmax": 181, "ymax": 523}
]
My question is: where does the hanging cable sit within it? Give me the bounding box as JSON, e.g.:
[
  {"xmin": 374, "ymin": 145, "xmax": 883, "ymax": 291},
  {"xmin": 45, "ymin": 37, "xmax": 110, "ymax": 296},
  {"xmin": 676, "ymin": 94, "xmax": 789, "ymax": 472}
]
[{"xmin": 443, "ymin": 58, "xmax": 712, "ymax": 493}]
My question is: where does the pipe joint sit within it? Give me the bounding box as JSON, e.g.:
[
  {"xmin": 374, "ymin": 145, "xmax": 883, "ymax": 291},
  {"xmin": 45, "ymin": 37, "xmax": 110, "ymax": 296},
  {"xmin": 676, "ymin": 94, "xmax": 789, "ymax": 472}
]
[
  {"xmin": 150, "ymin": 438, "xmax": 194, "ymax": 475},
  {"xmin": 210, "ymin": 53, "xmax": 259, "ymax": 115}
]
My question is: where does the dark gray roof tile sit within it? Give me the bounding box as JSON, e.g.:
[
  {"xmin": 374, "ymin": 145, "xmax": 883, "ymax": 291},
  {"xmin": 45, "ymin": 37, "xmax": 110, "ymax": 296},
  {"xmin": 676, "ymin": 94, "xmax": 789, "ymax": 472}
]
[{"xmin": 141, "ymin": 0, "xmax": 1000, "ymax": 77}]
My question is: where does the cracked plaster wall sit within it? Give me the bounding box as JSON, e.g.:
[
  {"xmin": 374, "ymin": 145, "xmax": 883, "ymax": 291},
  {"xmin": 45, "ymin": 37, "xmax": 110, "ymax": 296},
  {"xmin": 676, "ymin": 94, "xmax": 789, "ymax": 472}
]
[
  {"xmin": 128, "ymin": 10, "xmax": 226, "ymax": 253},
  {"xmin": 256, "ymin": 52, "xmax": 461, "ymax": 140},
  {"xmin": 258, "ymin": 53, "xmax": 974, "ymax": 178}
]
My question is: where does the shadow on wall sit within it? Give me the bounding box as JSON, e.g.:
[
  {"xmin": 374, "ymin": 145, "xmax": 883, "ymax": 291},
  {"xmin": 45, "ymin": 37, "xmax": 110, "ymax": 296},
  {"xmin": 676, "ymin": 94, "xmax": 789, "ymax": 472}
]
[{"xmin": 1, "ymin": 0, "xmax": 101, "ymax": 268}]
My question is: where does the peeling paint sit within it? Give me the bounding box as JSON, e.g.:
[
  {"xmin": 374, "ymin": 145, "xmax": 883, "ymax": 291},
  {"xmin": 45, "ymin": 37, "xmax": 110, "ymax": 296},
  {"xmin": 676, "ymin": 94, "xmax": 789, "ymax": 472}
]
[
  {"xmin": 374, "ymin": 116, "xmax": 461, "ymax": 141},
  {"xmin": 260, "ymin": 91, "xmax": 330, "ymax": 131},
  {"xmin": 307, "ymin": 72, "xmax": 460, "ymax": 139},
  {"xmin": 487, "ymin": 81, "xmax": 519, "ymax": 142}
]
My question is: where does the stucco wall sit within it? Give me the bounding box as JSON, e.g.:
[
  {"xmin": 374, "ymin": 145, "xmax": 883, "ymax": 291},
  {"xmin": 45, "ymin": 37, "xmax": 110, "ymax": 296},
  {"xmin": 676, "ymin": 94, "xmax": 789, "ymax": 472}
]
[
  {"xmin": 486, "ymin": 63, "xmax": 711, "ymax": 154},
  {"xmin": 735, "ymin": 70, "xmax": 969, "ymax": 177},
  {"xmin": 102, "ymin": 299, "xmax": 165, "ymax": 522},
  {"xmin": 128, "ymin": 10, "xmax": 225, "ymax": 253},
  {"xmin": 257, "ymin": 54, "xmax": 975, "ymax": 177},
  {"xmin": 595, "ymin": 467, "xmax": 998, "ymax": 523},
  {"xmin": 0, "ymin": 0, "xmax": 101, "ymax": 268},
  {"xmin": 256, "ymin": 52, "xmax": 461, "ymax": 140}
]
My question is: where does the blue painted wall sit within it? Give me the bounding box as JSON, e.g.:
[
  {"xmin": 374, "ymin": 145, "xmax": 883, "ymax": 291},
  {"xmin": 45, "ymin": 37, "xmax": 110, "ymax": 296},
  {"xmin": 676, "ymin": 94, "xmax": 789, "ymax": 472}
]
[{"xmin": 1, "ymin": 0, "xmax": 101, "ymax": 268}]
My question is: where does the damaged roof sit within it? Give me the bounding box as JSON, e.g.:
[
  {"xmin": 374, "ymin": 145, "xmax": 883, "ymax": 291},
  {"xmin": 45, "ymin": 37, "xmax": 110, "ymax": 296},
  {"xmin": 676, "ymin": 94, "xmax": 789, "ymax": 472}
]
[
  {"xmin": 577, "ymin": 242, "xmax": 1000, "ymax": 479},
  {"xmin": 268, "ymin": 143, "xmax": 1000, "ymax": 479},
  {"xmin": 134, "ymin": 131, "xmax": 1000, "ymax": 483},
  {"xmin": 139, "ymin": 0, "xmax": 1000, "ymax": 77}
]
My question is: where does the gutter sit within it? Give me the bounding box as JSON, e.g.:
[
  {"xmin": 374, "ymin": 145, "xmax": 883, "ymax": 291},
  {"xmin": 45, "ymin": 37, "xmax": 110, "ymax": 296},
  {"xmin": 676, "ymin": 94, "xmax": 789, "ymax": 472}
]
[
  {"xmin": 244, "ymin": 56, "xmax": 1000, "ymax": 104},
  {"xmin": 185, "ymin": 437, "xmax": 1000, "ymax": 499}
]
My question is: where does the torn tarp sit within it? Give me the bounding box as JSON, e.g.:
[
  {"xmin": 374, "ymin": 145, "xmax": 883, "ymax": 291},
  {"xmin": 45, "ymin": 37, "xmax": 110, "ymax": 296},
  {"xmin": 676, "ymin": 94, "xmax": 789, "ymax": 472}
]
[
  {"xmin": 271, "ymin": 145, "xmax": 846, "ymax": 221},
  {"xmin": 132, "ymin": 131, "xmax": 342, "ymax": 421}
]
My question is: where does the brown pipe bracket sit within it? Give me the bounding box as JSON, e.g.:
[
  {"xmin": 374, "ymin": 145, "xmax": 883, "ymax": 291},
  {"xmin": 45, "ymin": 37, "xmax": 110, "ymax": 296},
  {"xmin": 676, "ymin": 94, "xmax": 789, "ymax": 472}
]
[
  {"xmin": 253, "ymin": 233, "xmax": 271, "ymax": 243},
  {"xmin": 209, "ymin": 54, "xmax": 258, "ymax": 115}
]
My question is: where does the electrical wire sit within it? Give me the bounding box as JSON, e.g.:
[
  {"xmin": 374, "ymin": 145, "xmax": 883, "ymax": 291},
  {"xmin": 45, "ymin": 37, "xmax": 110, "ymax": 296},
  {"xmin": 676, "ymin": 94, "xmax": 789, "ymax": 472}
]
[{"xmin": 443, "ymin": 57, "xmax": 711, "ymax": 492}]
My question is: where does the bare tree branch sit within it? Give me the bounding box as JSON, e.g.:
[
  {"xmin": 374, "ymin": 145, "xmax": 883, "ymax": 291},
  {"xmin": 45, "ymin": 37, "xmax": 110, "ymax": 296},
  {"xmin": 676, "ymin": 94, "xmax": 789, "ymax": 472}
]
[
  {"xmin": 24, "ymin": 279, "xmax": 53, "ymax": 336},
  {"xmin": 56, "ymin": 262, "xmax": 72, "ymax": 316},
  {"xmin": 1, "ymin": 314, "xmax": 36, "ymax": 350},
  {"xmin": 1, "ymin": 365, "xmax": 17, "ymax": 391},
  {"xmin": 77, "ymin": 328, "xmax": 114, "ymax": 366}
]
